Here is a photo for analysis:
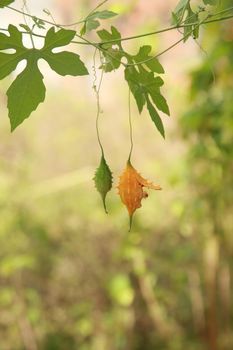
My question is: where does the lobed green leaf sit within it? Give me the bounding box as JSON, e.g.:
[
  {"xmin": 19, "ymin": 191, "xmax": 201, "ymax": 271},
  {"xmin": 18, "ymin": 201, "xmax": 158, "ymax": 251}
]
[
  {"xmin": 97, "ymin": 26, "xmax": 123, "ymax": 72},
  {"xmin": 97, "ymin": 26, "xmax": 121, "ymax": 43},
  {"xmin": 0, "ymin": 0, "xmax": 15, "ymax": 8},
  {"xmin": 0, "ymin": 25, "xmax": 24, "ymax": 50},
  {"xmin": 42, "ymin": 51, "xmax": 88, "ymax": 76},
  {"xmin": 146, "ymin": 96, "xmax": 165, "ymax": 138},
  {"xmin": 7, "ymin": 52, "xmax": 46, "ymax": 131},
  {"xmin": 1, "ymin": 25, "xmax": 88, "ymax": 130},
  {"xmin": 43, "ymin": 27, "xmax": 76, "ymax": 51},
  {"xmin": 172, "ymin": 0, "xmax": 190, "ymax": 24},
  {"xmin": 183, "ymin": 5, "xmax": 199, "ymax": 42},
  {"xmin": 88, "ymin": 10, "xmax": 118, "ymax": 20},
  {"xmin": 80, "ymin": 10, "xmax": 118, "ymax": 35},
  {"xmin": 133, "ymin": 46, "xmax": 164, "ymax": 74}
]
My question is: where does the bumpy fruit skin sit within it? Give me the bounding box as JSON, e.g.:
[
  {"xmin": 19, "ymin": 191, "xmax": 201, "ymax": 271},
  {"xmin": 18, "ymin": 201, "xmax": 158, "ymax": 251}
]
[
  {"xmin": 93, "ymin": 155, "xmax": 113, "ymax": 213},
  {"xmin": 118, "ymin": 161, "xmax": 161, "ymax": 229}
]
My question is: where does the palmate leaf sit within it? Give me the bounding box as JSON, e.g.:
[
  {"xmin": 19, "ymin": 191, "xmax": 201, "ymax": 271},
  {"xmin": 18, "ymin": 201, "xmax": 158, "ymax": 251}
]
[
  {"xmin": 97, "ymin": 26, "xmax": 124, "ymax": 72},
  {"xmin": 80, "ymin": 10, "xmax": 118, "ymax": 36},
  {"xmin": 7, "ymin": 53, "xmax": 45, "ymax": 131},
  {"xmin": 96, "ymin": 25, "xmax": 169, "ymax": 137},
  {"xmin": 0, "ymin": 25, "xmax": 27, "ymax": 80},
  {"xmin": 133, "ymin": 46, "xmax": 164, "ymax": 74},
  {"xmin": 125, "ymin": 52, "xmax": 170, "ymax": 137},
  {"xmin": 172, "ymin": 0, "xmax": 200, "ymax": 41},
  {"xmin": 0, "ymin": 25, "xmax": 88, "ymax": 130},
  {"xmin": 0, "ymin": 0, "xmax": 15, "ymax": 8},
  {"xmin": 183, "ymin": 4, "xmax": 199, "ymax": 42},
  {"xmin": 146, "ymin": 96, "xmax": 165, "ymax": 138},
  {"xmin": 93, "ymin": 154, "xmax": 113, "ymax": 213},
  {"xmin": 172, "ymin": 0, "xmax": 190, "ymax": 24}
]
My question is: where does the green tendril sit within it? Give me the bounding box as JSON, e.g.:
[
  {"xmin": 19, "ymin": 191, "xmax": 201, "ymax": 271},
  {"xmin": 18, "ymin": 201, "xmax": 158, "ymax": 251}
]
[
  {"xmin": 92, "ymin": 49, "xmax": 105, "ymax": 155},
  {"xmin": 128, "ymin": 88, "xmax": 134, "ymax": 163}
]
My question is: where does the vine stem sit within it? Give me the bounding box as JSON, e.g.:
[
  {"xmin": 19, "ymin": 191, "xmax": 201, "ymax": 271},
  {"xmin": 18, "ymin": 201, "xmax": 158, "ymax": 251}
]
[
  {"xmin": 22, "ymin": 0, "xmax": 35, "ymax": 48},
  {"xmin": 128, "ymin": 88, "xmax": 133, "ymax": 163},
  {"xmin": 56, "ymin": 0, "xmax": 109, "ymax": 27},
  {"xmin": 5, "ymin": 5, "xmax": 233, "ymax": 46},
  {"xmin": 126, "ymin": 12, "xmax": 215, "ymax": 66},
  {"xmin": 1, "ymin": 13, "xmax": 232, "ymax": 45},
  {"xmin": 100, "ymin": 12, "xmax": 233, "ymax": 44},
  {"xmin": 87, "ymin": 0, "xmax": 109, "ymax": 18},
  {"xmin": 6, "ymin": 5, "xmax": 128, "ymax": 67},
  {"xmin": 2, "ymin": 5, "xmax": 233, "ymax": 68},
  {"xmin": 93, "ymin": 49, "xmax": 105, "ymax": 155}
]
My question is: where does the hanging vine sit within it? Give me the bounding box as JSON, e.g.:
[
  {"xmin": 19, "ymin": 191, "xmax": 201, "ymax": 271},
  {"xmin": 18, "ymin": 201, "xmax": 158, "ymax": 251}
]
[{"xmin": 92, "ymin": 49, "xmax": 113, "ymax": 213}]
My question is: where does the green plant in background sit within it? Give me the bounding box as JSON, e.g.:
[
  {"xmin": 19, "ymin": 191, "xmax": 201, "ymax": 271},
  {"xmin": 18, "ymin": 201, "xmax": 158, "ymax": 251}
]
[{"xmin": 180, "ymin": 6, "xmax": 233, "ymax": 347}]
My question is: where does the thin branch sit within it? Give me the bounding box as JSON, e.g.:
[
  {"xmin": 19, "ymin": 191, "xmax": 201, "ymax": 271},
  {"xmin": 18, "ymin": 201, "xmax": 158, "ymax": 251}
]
[
  {"xmin": 99, "ymin": 8, "xmax": 233, "ymax": 44},
  {"xmin": 125, "ymin": 14, "xmax": 233, "ymax": 67},
  {"xmin": 7, "ymin": 1, "xmax": 109, "ymax": 28},
  {"xmin": 0, "ymin": 27, "xmax": 87, "ymax": 44},
  {"xmin": 1, "ymin": 14, "xmax": 232, "ymax": 47},
  {"xmin": 6, "ymin": 5, "xmax": 233, "ymax": 46},
  {"xmin": 1, "ymin": 5, "xmax": 233, "ymax": 69},
  {"xmin": 87, "ymin": 0, "xmax": 109, "ymax": 17},
  {"xmin": 6, "ymin": 4, "xmax": 127, "ymax": 66},
  {"xmin": 93, "ymin": 49, "xmax": 105, "ymax": 155}
]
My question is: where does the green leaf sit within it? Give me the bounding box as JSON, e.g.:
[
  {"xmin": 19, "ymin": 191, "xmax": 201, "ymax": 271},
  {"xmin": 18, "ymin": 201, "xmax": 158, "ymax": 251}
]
[
  {"xmin": 0, "ymin": 53, "xmax": 22, "ymax": 79},
  {"xmin": 172, "ymin": 0, "xmax": 190, "ymax": 24},
  {"xmin": 97, "ymin": 26, "xmax": 123, "ymax": 72},
  {"xmin": 80, "ymin": 11, "xmax": 118, "ymax": 35},
  {"xmin": 124, "ymin": 44, "xmax": 168, "ymax": 123},
  {"xmin": 97, "ymin": 26, "xmax": 121, "ymax": 43},
  {"xmin": 101, "ymin": 48, "xmax": 122, "ymax": 72},
  {"xmin": 203, "ymin": 0, "xmax": 218, "ymax": 4},
  {"xmin": 0, "ymin": 25, "xmax": 24, "ymax": 50},
  {"xmin": 146, "ymin": 96, "xmax": 165, "ymax": 138},
  {"xmin": 174, "ymin": 0, "xmax": 189, "ymax": 13},
  {"xmin": 171, "ymin": 11, "xmax": 180, "ymax": 25},
  {"xmin": 80, "ymin": 19, "xmax": 100, "ymax": 36},
  {"xmin": 125, "ymin": 65, "xmax": 169, "ymax": 119},
  {"xmin": 41, "ymin": 27, "xmax": 89, "ymax": 76},
  {"xmin": 32, "ymin": 16, "xmax": 45, "ymax": 29},
  {"xmin": 192, "ymin": 14, "xmax": 200, "ymax": 39},
  {"xmin": 133, "ymin": 46, "xmax": 164, "ymax": 74},
  {"xmin": 148, "ymin": 88, "xmax": 170, "ymax": 115},
  {"xmin": 172, "ymin": 1, "xmax": 199, "ymax": 42},
  {"xmin": 125, "ymin": 66, "xmax": 146, "ymax": 113},
  {"xmin": 19, "ymin": 24, "xmax": 31, "ymax": 32},
  {"xmin": 125, "ymin": 64, "xmax": 169, "ymax": 137},
  {"xmin": 42, "ymin": 51, "xmax": 88, "ymax": 76},
  {"xmin": 43, "ymin": 27, "xmax": 76, "ymax": 50},
  {"xmin": 0, "ymin": 0, "xmax": 15, "ymax": 8},
  {"xmin": 80, "ymin": 23, "xmax": 87, "ymax": 36},
  {"xmin": 183, "ymin": 5, "xmax": 199, "ymax": 42},
  {"xmin": 0, "ymin": 25, "xmax": 27, "ymax": 79},
  {"xmin": 7, "ymin": 52, "xmax": 46, "ymax": 131},
  {"xmin": 88, "ymin": 10, "xmax": 118, "ymax": 20},
  {"xmin": 86, "ymin": 19, "xmax": 100, "ymax": 32},
  {"xmin": 1, "ymin": 25, "xmax": 88, "ymax": 130},
  {"xmin": 93, "ymin": 155, "xmax": 113, "ymax": 213}
]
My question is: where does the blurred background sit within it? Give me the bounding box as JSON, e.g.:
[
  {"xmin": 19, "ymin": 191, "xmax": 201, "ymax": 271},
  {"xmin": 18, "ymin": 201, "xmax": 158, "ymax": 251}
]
[{"xmin": 0, "ymin": 0, "xmax": 233, "ymax": 349}]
